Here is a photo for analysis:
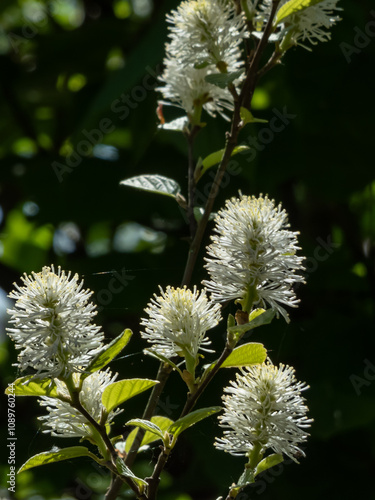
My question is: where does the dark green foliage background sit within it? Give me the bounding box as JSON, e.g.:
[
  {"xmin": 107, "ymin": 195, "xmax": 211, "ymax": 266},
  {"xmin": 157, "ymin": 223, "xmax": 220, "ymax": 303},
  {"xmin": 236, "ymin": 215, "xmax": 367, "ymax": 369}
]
[{"xmin": 0, "ymin": 0, "xmax": 374, "ymax": 499}]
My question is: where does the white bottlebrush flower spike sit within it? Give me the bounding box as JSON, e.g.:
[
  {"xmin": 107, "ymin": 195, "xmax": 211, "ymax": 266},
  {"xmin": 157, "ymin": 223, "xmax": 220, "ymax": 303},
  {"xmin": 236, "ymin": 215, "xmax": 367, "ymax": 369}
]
[
  {"xmin": 158, "ymin": 0, "xmax": 248, "ymax": 119},
  {"xmin": 159, "ymin": 62, "xmax": 236, "ymax": 121},
  {"xmin": 256, "ymin": 0, "xmax": 341, "ymax": 48},
  {"xmin": 203, "ymin": 194, "xmax": 305, "ymax": 321},
  {"xmin": 39, "ymin": 370, "xmax": 120, "ymax": 439},
  {"xmin": 140, "ymin": 286, "xmax": 221, "ymax": 362},
  {"xmin": 7, "ymin": 265, "xmax": 104, "ymax": 379},
  {"xmin": 215, "ymin": 362, "xmax": 312, "ymax": 461},
  {"xmin": 165, "ymin": 0, "xmax": 247, "ymax": 70}
]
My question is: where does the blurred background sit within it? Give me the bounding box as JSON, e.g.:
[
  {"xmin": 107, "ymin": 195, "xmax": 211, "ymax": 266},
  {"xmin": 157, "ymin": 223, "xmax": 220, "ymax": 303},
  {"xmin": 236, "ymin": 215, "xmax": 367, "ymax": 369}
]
[{"xmin": 0, "ymin": 0, "xmax": 374, "ymax": 499}]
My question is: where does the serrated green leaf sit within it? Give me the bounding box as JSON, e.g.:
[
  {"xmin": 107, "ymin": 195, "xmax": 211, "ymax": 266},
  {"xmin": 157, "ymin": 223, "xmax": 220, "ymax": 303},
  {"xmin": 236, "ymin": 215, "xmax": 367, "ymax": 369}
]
[
  {"xmin": 168, "ymin": 406, "xmax": 221, "ymax": 439},
  {"xmin": 255, "ymin": 454, "xmax": 284, "ymax": 477},
  {"xmin": 195, "ymin": 145, "xmax": 249, "ymax": 183},
  {"xmin": 125, "ymin": 419, "xmax": 164, "ymax": 440},
  {"xmin": 120, "ymin": 175, "xmax": 181, "ymax": 199},
  {"xmin": 84, "ymin": 329, "xmax": 132, "ymax": 378},
  {"xmin": 275, "ymin": 0, "xmax": 324, "ymax": 25},
  {"xmin": 125, "ymin": 416, "xmax": 174, "ymax": 453},
  {"xmin": 116, "ymin": 458, "xmax": 148, "ymax": 491},
  {"xmin": 240, "ymin": 107, "xmax": 268, "ymax": 125},
  {"xmin": 228, "ymin": 309, "xmax": 276, "ymax": 336},
  {"xmin": 18, "ymin": 446, "xmax": 92, "ymax": 473},
  {"xmin": 159, "ymin": 116, "xmax": 189, "ymax": 132},
  {"xmin": 221, "ymin": 343, "xmax": 267, "ymax": 368},
  {"xmin": 102, "ymin": 378, "xmax": 158, "ymax": 413},
  {"xmin": 205, "ymin": 70, "xmax": 243, "ymax": 89},
  {"xmin": 6, "ymin": 376, "xmax": 58, "ymax": 398}
]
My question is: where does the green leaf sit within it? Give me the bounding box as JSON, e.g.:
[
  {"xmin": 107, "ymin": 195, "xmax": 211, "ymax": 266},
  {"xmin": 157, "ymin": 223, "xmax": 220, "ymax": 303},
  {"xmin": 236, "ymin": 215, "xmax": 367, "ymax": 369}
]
[
  {"xmin": 228, "ymin": 309, "xmax": 276, "ymax": 336},
  {"xmin": 125, "ymin": 416, "xmax": 174, "ymax": 453},
  {"xmin": 255, "ymin": 454, "xmax": 284, "ymax": 477},
  {"xmin": 102, "ymin": 378, "xmax": 158, "ymax": 413},
  {"xmin": 249, "ymin": 308, "xmax": 268, "ymax": 322},
  {"xmin": 204, "ymin": 70, "xmax": 244, "ymax": 89},
  {"xmin": 168, "ymin": 406, "xmax": 221, "ymax": 439},
  {"xmin": 116, "ymin": 458, "xmax": 148, "ymax": 491},
  {"xmin": 18, "ymin": 446, "xmax": 92, "ymax": 473},
  {"xmin": 84, "ymin": 329, "xmax": 132, "ymax": 378},
  {"xmin": 159, "ymin": 116, "xmax": 189, "ymax": 132},
  {"xmin": 120, "ymin": 175, "xmax": 181, "ymax": 199},
  {"xmin": 195, "ymin": 145, "xmax": 249, "ymax": 182},
  {"xmin": 125, "ymin": 419, "xmax": 164, "ymax": 440},
  {"xmin": 144, "ymin": 348, "xmax": 183, "ymax": 376},
  {"xmin": 221, "ymin": 343, "xmax": 267, "ymax": 368},
  {"xmin": 240, "ymin": 107, "xmax": 268, "ymax": 125},
  {"xmin": 274, "ymin": 0, "xmax": 324, "ymax": 25},
  {"xmin": 6, "ymin": 376, "xmax": 58, "ymax": 398}
]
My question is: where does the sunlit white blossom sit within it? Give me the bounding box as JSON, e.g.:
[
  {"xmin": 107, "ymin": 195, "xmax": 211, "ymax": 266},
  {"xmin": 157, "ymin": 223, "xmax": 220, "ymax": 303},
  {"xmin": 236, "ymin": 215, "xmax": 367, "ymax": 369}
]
[
  {"xmin": 215, "ymin": 362, "xmax": 312, "ymax": 461},
  {"xmin": 166, "ymin": 0, "xmax": 247, "ymax": 70},
  {"xmin": 283, "ymin": 0, "xmax": 342, "ymax": 46},
  {"xmin": 140, "ymin": 286, "xmax": 221, "ymax": 361},
  {"xmin": 39, "ymin": 370, "xmax": 120, "ymax": 438},
  {"xmin": 158, "ymin": 0, "xmax": 248, "ymax": 119},
  {"xmin": 203, "ymin": 194, "xmax": 305, "ymax": 321},
  {"xmin": 160, "ymin": 60, "xmax": 239, "ymax": 120},
  {"xmin": 7, "ymin": 265, "xmax": 104, "ymax": 379},
  {"xmin": 256, "ymin": 0, "xmax": 341, "ymax": 48}
]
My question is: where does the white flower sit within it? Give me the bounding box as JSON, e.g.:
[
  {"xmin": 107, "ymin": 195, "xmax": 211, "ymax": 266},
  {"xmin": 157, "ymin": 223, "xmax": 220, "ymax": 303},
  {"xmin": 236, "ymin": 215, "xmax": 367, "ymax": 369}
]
[
  {"xmin": 140, "ymin": 286, "xmax": 222, "ymax": 362},
  {"xmin": 165, "ymin": 0, "xmax": 247, "ymax": 70},
  {"xmin": 7, "ymin": 265, "xmax": 104, "ymax": 379},
  {"xmin": 203, "ymin": 194, "xmax": 305, "ymax": 321},
  {"xmin": 159, "ymin": 61, "xmax": 237, "ymax": 120},
  {"xmin": 256, "ymin": 0, "xmax": 341, "ymax": 48},
  {"xmin": 158, "ymin": 0, "xmax": 248, "ymax": 119},
  {"xmin": 283, "ymin": 0, "xmax": 342, "ymax": 46},
  {"xmin": 215, "ymin": 362, "xmax": 312, "ymax": 461},
  {"xmin": 39, "ymin": 370, "xmax": 120, "ymax": 439}
]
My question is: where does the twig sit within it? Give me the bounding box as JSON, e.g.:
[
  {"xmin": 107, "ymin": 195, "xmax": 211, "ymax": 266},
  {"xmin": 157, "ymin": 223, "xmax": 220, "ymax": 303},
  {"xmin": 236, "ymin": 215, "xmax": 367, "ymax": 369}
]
[
  {"xmin": 186, "ymin": 127, "xmax": 200, "ymax": 239},
  {"xmin": 256, "ymin": 48, "xmax": 282, "ymax": 80},
  {"xmin": 239, "ymin": 0, "xmax": 280, "ymax": 109},
  {"xmin": 181, "ymin": 2, "xmax": 280, "ymax": 288},
  {"xmin": 180, "ymin": 342, "xmax": 233, "ymax": 417},
  {"xmin": 147, "ymin": 446, "xmax": 171, "ymax": 500},
  {"xmin": 147, "ymin": 339, "xmax": 237, "ymax": 492},
  {"xmin": 68, "ymin": 391, "xmax": 146, "ymax": 499},
  {"xmin": 105, "ymin": 363, "xmax": 173, "ymax": 499},
  {"xmin": 181, "ymin": 93, "xmax": 241, "ymax": 287},
  {"xmin": 125, "ymin": 362, "xmax": 173, "ymax": 467}
]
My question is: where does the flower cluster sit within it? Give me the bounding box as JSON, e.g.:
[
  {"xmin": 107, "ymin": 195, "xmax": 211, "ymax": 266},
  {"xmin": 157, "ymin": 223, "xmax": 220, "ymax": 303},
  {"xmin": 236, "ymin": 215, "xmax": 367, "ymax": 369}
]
[
  {"xmin": 204, "ymin": 194, "xmax": 305, "ymax": 321},
  {"xmin": 7, "ymin": 265, "xmax": 104, "ymax": 379},
  {"xmin": 254, "ymin": 0, "xmax": 341, "ymax": 48},
  {"xmin": 215, "ymin": 362, "xmax": 312, "ymax": 461},
  {"xmin": 158, "ymin": 0, "xmax": 247, "ymax": 120},
  {"xmin": 140, "ymin": 286, "xmax": 221, "ymax": 364},
  {"xmin": 39, "ymin": 370, "xmax": 120, "ymax": 439}
]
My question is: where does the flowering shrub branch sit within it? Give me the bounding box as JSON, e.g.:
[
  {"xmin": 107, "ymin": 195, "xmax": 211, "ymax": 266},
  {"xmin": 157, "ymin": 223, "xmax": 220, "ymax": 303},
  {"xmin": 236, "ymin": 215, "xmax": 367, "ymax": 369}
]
[{"xmin": 5, "ymin": 0, "xmax": 342, "ymax": 499}]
